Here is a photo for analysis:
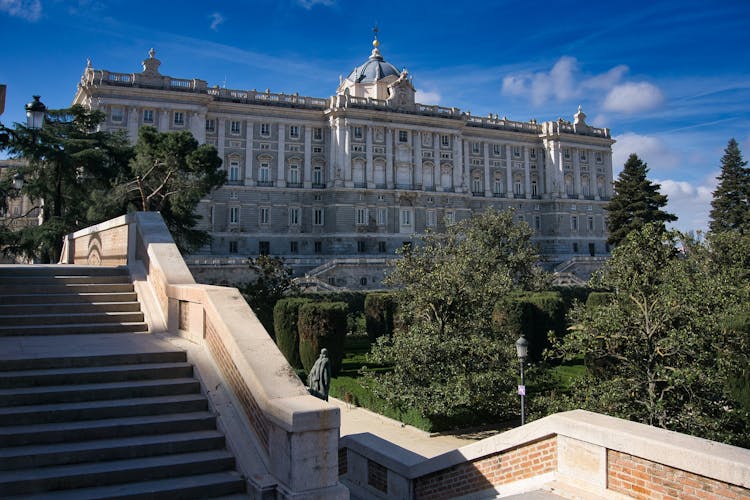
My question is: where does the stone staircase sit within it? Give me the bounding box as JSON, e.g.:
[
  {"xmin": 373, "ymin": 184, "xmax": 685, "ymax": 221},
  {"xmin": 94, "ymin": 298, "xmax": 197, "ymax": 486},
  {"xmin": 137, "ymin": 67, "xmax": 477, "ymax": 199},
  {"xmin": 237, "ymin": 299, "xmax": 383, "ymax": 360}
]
[{"xmin": 0, "ymin": 265, "xmax": 247, "ymax": 498}]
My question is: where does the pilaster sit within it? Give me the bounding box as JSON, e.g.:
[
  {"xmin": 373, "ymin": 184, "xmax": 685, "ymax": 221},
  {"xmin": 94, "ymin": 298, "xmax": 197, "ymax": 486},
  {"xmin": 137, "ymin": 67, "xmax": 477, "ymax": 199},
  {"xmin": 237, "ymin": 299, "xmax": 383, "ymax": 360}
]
[
  {"xmin": 277, "ymin": 123, "xmax": 286, "ymax": 187},
  {"xmin": 304, "ymin": 125, "xmax": 312, "ymax": 189}
]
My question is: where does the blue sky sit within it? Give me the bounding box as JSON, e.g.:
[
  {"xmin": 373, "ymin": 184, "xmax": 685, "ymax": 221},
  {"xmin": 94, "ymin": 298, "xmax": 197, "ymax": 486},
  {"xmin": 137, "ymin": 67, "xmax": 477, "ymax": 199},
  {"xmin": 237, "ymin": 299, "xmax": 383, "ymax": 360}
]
[{"xmin": 1, "ymin": 0, "xmax": 748, "ymax": 233}]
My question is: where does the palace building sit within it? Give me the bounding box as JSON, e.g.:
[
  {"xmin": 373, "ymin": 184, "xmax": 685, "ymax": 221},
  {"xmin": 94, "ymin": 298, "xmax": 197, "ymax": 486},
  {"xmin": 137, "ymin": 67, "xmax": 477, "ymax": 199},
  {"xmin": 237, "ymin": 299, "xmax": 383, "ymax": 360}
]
[{"xmin": 73, "ymin": 36, "xmax": 615, "ymax": 288}]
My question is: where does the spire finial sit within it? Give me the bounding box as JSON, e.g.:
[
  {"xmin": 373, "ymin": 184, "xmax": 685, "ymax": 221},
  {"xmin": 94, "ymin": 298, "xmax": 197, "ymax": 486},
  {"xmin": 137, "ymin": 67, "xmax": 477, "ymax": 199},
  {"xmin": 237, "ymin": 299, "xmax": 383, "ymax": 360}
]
[{"xmin": 372, "ymin": 25, "xmax": 380, "ymax": 48}]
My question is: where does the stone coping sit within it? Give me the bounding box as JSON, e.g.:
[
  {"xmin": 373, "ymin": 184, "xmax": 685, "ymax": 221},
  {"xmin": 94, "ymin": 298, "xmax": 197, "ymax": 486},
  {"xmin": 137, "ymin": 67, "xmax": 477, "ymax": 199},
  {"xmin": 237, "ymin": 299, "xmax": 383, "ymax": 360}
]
[{"xmin": 341, "ymin": 409, "xmax": 750, "ymax": 487}]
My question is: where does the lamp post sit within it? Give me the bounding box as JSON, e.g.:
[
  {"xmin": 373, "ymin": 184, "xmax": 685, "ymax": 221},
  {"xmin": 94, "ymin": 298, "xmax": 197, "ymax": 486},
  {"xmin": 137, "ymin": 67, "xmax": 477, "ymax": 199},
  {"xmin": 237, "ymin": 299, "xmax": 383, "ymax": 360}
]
[
  {"xmin": 25, "ymin": 96, "xmax": 46, "ymax": 131},
  {"xmin": 515, "ymin": 335, "xmax": 529, "ymax": 425}
]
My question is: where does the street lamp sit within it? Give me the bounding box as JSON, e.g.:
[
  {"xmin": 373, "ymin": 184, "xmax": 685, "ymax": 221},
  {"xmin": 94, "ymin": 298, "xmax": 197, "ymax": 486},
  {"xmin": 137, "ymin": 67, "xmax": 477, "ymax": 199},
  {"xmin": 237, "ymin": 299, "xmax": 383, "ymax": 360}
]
[
  {"xmin": 25, "ymin": 95, "xmax": 46, "ymax": 130},
  {"xmin": 515, "ymin": 335, "xmax": 529, "ymax": 425}
]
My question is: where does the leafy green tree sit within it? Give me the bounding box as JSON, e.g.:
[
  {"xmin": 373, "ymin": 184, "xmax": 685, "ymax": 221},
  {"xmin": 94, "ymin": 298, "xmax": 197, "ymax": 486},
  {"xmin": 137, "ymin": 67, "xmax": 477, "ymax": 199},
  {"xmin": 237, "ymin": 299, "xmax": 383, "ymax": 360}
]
[
  {"xmin": 606, "ymin": 153, "xmax": 676, "ymax": 246},
  {"xmin": 366, "ymin": 209, "xmax": 549, "ymax": 426},
  {"xmin": 3, "ymin": 105, "xmax": 132, "ymax": 262},
  {"xmin": 551, "ymin": 223, "xmax": 749, "ymax": 445},
  {"xmin": 240, "ymin": 255, "xmax": 299, "ymax": 334},
  {"xmin": 709, "ymin": 138, "xmax": 749, "ymax": 234},
  {"xmin": 124, "ymin": 126, "xmax": 225, "ymax": 252}
]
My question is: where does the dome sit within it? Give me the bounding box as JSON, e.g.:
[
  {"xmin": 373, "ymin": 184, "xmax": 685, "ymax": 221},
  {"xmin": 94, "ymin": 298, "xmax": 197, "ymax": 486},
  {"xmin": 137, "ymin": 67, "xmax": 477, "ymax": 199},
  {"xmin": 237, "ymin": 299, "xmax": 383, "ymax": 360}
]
[{"xmin": 346, "ymin": 36, "xmax": 400, "ymax": 84}]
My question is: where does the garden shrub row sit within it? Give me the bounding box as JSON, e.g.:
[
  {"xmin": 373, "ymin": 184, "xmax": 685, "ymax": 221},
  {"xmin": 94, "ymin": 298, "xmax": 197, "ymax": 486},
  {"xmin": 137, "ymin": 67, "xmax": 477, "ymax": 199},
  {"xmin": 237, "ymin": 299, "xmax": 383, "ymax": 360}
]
[{"xmin": 492, "ymin": 291, "xmax": 566, "ymax": 361}]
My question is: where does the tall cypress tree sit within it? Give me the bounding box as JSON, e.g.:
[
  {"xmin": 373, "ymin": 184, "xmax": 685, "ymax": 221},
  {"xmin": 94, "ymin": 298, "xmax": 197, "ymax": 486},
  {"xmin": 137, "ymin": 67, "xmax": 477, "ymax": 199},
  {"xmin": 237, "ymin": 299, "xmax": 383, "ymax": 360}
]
[
  {"xmin": 709, "ymin": 138, "xmax": 749, "ymax": 234},
  {"xmin": 606, "ymin": 153, "xmax": 677, "ymax": 246}
]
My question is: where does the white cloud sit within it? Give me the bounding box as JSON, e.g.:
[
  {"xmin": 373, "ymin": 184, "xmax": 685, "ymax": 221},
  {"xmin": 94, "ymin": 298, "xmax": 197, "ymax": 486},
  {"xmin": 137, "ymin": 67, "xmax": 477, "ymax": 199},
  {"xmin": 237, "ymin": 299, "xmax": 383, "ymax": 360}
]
[
  {"xmin": 612, "ymin": 132, "xmax": 680, "ymax": 173},
  {"xmin": 656, "ymin": 178, "xmax": 716, "ymax": 233},
  {"xmin": 0, "ymin": 0, "xmax": 41, "ymax": 21},
  {"xmin": 415, "ymin": 89, "xmax": 441, "ymax": 105},
  {"xmin": 501, "ymin": 56, "xmax": 663, "ymax": 114},
  {"xmin": 209, "ymin": 12, "xmax": 224, "ymax": 31},
  {"xmin": 296, "ymin": 0, "xmax": 335, "ymax": 9},
  {"xmin": 603, "ymin": 82, "xmax": 664, "ymax": 114}
]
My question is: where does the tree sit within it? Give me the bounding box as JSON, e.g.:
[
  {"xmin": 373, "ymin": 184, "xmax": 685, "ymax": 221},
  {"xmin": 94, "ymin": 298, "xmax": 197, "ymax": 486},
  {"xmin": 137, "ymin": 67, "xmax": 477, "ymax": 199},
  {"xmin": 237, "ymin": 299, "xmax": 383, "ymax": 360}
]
[
  {"xmin": 240, "ymin": 255, "xmax": 299, "ymax": 334},
  {"xmin": 606, "ymin": 153, "xmax": 676, "ymax": 246},
  {"xmin": 366, "ymin": 209, "xmax": 549, "ymax": 426},
  {"xmin": 3, "ymin": 105, "xmax": 132, "ymax": 262},
  {"xmin": 709, "ymin": 138, "xmax": 749, "ymax": 234},
  {"xmin": 124, "ymin": 126, "xmax": 225, "ymax": 252},
  {"xmin": 551, "ymin": 223, "xmax": 749, "ymax": 445}
]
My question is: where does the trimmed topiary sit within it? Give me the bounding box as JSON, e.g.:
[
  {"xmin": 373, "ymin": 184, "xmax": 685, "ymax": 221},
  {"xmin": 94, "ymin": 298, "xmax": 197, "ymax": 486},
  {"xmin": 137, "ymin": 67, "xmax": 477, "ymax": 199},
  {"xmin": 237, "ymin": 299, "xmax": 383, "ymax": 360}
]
[
  {"xmin": 493, "ymin": 291, "xmax": 565, "ymax": 361},
  {"xmin": 298, "ymin": 301, "xmax": 348, "ymax": 376},
  {"xmin": 364, "ymin": 292, "xmax": 397, "ymax": 343},
  {"xmin": 273, "ymin": 297, "xmax": 312, "ymax": 369}
]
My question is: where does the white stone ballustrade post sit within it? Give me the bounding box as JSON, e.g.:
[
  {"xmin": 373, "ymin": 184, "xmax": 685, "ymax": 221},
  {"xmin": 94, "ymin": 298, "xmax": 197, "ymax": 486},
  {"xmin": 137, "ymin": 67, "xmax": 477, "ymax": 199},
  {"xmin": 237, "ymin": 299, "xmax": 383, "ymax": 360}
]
[{"xmin": 59, "ymin": 212, "xmax": 348, "ymax": 499}]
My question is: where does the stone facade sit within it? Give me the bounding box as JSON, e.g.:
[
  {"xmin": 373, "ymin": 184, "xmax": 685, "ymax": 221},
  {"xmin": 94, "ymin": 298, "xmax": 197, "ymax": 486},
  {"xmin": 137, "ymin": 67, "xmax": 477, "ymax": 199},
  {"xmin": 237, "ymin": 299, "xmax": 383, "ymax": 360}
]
[{"xmin": 72, "ymin": 38, "xmax": 615, "ymax": 288}]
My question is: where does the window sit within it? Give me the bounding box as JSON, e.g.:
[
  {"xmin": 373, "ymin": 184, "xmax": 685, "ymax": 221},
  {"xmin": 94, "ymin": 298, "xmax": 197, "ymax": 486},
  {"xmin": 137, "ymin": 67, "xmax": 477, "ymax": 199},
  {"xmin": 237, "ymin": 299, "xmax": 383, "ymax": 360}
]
[
  {"xmin": 312, "ymin": 146, "xmax": 322, "ymax": 153},
  {"xmin": 493, "ymin": 177, "xmax": 503, "ymax": 195},
  {"xmin": 111, "ymin": 107, "xmax": 123, "ymax": 122},
  {"xmin": 573, "ymin": 242, "xmax": 579, "ymax": 253},
  {"xmin": 313, "ymin": 127, "xmax": 323, "ymax": 140},
  {"xmin": 290, "ymin": 241, "xmax": 299, "ymax": 254},
  {"xmin": 571, "ymin": 215, "xmax": 578, "ymax": 231},
  {"xmin": 571, "ymin": 204, "xmax": 577, "ymax": 211},
  {"xmin": 588, "ymin": 216, "xmax": 594, "ymax": 231},
  {"xmin": 260, "ymin": 143, "xmax": 271, "ymax": 150},
  {"xmin": 530, "ymin": 148, "xmax": 537, "ymax": 159},
  {"xmin": 229, "ymin": 241, "xmax": 238, "ymax": 254},
  {"xmin": 360, "ymin": 277, "xmax": 368, "ymax": 286},
  {"xmin": 580, "ymin": 150, "xmax": 587, "ymax": 161},
  {"xmin": 595, "ymin": 152, "xmax": 603, "ymax": 164},
  {"xmin": 514, "ymin": 180, "xmax": 523, "ymax": 195},
  {"xmin": 229, "ymin": 206, "xmax": 239, "ymax": 225},
  {"xmin": 229, "ymin": 160, "xmax": 240, "ymax": 182},
  {"xmin": 444, "ymin": 210, "xmax": 455, "ymax": 225},
  {"xmin": 173, "ymin": 111, "xmax": 184, "ymax": 126},
  {"xmin": 377, "ymin": 207, "xmax": 387, "ymax": 226},
  {"xmin": 259, "ymin": 162, "xmax": 270, "ymax": 183},
  {"xmin": 513, "ymin": 146, "xmax": 521, "ymax": 157},
  {"xmin": 313, "ymin": 208, "xmax": 324, "ymax": 226},
  {"xmin": 205, "ymin": 118, "xmax": 215, "ymax": 132},
  {"xmin": 356, "ymin": 207, "xmax": 368, "ymax": 225},
  {"xmin": 378, "ymin": 241, "xmax": 386, "ymax": 253},
  {"xmin": 328, "ymin": 277, "xmax": 336, "ymax": 285},
  {"xmin": 353, "ymin": 126, "xmax": 363, "ymax": 139},
  {"xmin": 472, "ymin": 176, "xmax": 482, "ymax": 193},
  {"xmin": 143, "ymin": 109, "xmax": 154, "ymax": 123},
  {"xmin": 472, "ymin": 142, "xmax": 480, "ymax": 154},
  {"xmin": 398, "ymin": 130, "xmax": 408, "ymax": 143},
  {"xmin": 517, "ymin": 215, "xmax": 525, "ymax": 224},
  {"xmin": 230, "ymin": 191, "xmax": 239, "ymax": 200},
  {"xmin": 357, "ymin": 240, "xmax": 366, "ymax": 253},
  {"xmin": 400, "ymin": 209, "xmax": 411, "ymax": 226},
  {"xmin": 426, "ymin": 209, "xmax": 436, "ymax": 227},
  {"xmin": 259, "ymin": 241, "xmax": 270, "ymax": 256},
  {"xmin": 493, "ymin": 144, "xmax": 501, "ymax": 155},
  {"xmin": 259, "ymin": 207, "xmax": 270, "ymax": 225},
  {"xmin": 260, "ymin": 123, "xmax": 270, "ymax": 136},
  {"xmin": 289, "ymin": 207, "xmax": 300, "ymax": 225},
  {"xmin": 230, "ymin": 121, "xmax": 241, "ymax": 134},
  {"xmin": 564, "ymin": 148, "xmax": 571, "ymax": 159},
  {"xmin": 289, "ymin": 125, "xmax": 299, "ymax": 138},
  {"xmin": 534, "ymin": 215, "xmax": 541, "ymax": 231},
  {"xmin": 289, "ymin": 164, "xmax": 300, "ymax": 185},
  {"xmin": 314, "ymin": 241, "xmax": 322, "ymax": 254},
  {"xmin": 531, "ymin": 180, "xmax": 538, "ymax": 197},
  {"xmin": 441, "ymin": 135, "xmax": 449, "ymax": 147},
  {"xmin": 313, "ymin": 166, "xmax": 323, "ymax": 186}
]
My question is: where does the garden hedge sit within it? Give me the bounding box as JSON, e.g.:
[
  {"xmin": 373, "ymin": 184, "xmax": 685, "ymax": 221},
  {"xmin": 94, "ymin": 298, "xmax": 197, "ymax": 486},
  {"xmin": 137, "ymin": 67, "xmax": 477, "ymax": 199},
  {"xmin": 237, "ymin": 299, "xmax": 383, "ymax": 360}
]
[
  {"xmin": 364, "ymin": 292, "xmax": 397, "ymax": 342},
  {"xmin": 493, "ymin": 291, "xmax": 565, "ymax": 361},
  {"xmin": 273, "ymin": 297, "xmax": 312, "ymax": 369},
  {"xmin": 298, "ymin": 301, "xmax": 348, "ymax": 376}
]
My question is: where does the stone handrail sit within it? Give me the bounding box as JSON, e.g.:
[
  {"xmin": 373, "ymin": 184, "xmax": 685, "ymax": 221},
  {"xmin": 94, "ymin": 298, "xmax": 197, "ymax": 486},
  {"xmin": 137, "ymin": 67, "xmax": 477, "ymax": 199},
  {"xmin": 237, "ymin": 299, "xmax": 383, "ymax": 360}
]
[
  {"xmin": 59, "ymin": 212, "xmax": 346, "ymax": 498},
  {"xmin": 340, "ymin": 409, "xmax": 750, "ymax": 499}
]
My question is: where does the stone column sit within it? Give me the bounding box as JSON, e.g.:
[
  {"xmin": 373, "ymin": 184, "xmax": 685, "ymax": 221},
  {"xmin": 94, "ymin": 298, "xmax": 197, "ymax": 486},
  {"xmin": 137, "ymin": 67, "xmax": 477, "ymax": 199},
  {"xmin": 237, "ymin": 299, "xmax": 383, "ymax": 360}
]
[
  {"xmin": 573, "ymin": 147, "xmax": 582, "ymax": 199},
  {"xmin": 277, "ymin": 123, "xmax": 286, "ymax": 187},
  {"xmin": 344, "ymin": 122, "xmax": 353, "ymax": 187},
  {"xmin": 217, "ymin": 119, "xmax": 225, "ymax": 165},
  {"xmin": 414, "ymin": 131, "xmax": 422, "ymax": 189},
  {"xmin": 453, "ymin": 134, "xmax": 462, "ymax": 190},
  {"xmin": 590, "ymin": 153, "xmax": 598, "ymax": 199},
  {"xmin": 304, "ymin": 125, "xmax": 312, "ymax": 189},
  {"xmin": 385, "ymin": 128, "xmax": 394, "ymax": 189},
  {"xmin": 484, "ymin": 143, "xmax": 491, "ymax": 196},
  {"xmin": 604, "ymin": 152, "xmax": 614, "ymax": 198},
  {"xmin": 524, "ymin": 146, "xmax": 532, "ymax": 199},
  {"xmin": 433, "ymin": 133, "xmax": 440, "ymax": 189},
  {"xmin": 245, "ymin": 121, "xmax": 254, "ymax": 186},
  {"xmin": 127, "ymin": 107, "xmax": 139, "ymax": 143},
  {"xmin": 158, "ymin": 110, "xmax": 169, "ymax": 133},
  {"xmin": 558, "ymin": 147, "xmax": 566, "ymax": 196},
  {"xmin": 463, "ymin": 141, "xmax": 471, "ymax": 193},
  {"xmin": 366, "ymin": 125, "xmax": 374, "ymax": 188},
  {"xmin": 505, "ymin": 145, "xmax": 513, "ymax": 197}
]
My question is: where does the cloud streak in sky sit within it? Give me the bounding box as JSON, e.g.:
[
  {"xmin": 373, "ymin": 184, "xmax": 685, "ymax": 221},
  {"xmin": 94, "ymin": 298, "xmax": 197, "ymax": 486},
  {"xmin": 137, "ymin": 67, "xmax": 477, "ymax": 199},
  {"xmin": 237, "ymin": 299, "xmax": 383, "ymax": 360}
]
[
  {"xmin": 0, "ymin": 0, "xmax": 41, "ymax": 21},
  {"xmin": 209, "ymin": 12, "xmax": 224, "ymax": 31}
]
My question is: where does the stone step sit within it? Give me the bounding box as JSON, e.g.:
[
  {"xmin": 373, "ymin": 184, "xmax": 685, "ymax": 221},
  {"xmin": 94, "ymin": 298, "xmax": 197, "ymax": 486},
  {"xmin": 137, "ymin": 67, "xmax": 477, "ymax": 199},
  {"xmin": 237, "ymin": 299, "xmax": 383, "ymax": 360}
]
[
  {"xmin": 0, "ymin": 311, "xmax": 145, "ymax": 327},
  {"xmin": 0, "ymin": 449, "xmax": 237, "ymax": 496},
  {"xmin": 5, "ymin": 470, "xmax": 246, "ymax": 499},
  {"xmin": 0, "ymin": 291, "xmax": 138, "ymax": 305},
  {"xmin": 0, "ymin": 350, "xmax": 187, "ymax": 372},
  {"xmin": 0, "ymin": 430, "xmax": 227, "ymax": 471},
  {"xmin": 0, "ymin": 283, "xmax": 135, "ymax": 294},
  {"xmin": 0, "ymin": 265, "xmax": 129, "ymax": 277},
  {"xmin": 0, "ymin": 321, "xmax": 148, "ymax": 336},
  {"xmin": 0, "ymin": 301, "xmax": 143, "ymax": 315},
  {"xmin": 0, "ymin": 393, "xmax": 208, "ymax": 425},
  {"xmin": 0, "ymin": 274, "xmax": 132, "ymax": 286},
  {"xmin": 0, "ymin": 361, "xmax": 194, "ymax": 388},
  {"xmin": 0, "ymin": 377, "xmax": 201, "ymax": 407},
  {"xmin": 0, "ymin": 411, "xmax": 216, "ymax": 447}
]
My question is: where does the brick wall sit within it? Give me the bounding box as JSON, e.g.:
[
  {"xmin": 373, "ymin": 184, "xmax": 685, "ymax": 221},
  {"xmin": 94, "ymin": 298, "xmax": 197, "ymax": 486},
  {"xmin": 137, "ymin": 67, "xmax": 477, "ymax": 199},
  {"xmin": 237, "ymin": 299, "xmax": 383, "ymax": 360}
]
[
  {"xmin": 414, "ymin": 436, "xmax": 557, "ymax": 499},
  {"xmin": 205, "ymin": 317, "xmax": 271, "ymax": 452},
  {"xmin": 367, "ymin": 459, "xmax": 388, "ymax": 493},
  {"xmin": 338, "ymin": 447, "xmax": 347, "ymax": 476},
  {"xmin": 607, "ymin": 450, "xmax": 750, "ymax": 500}
]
